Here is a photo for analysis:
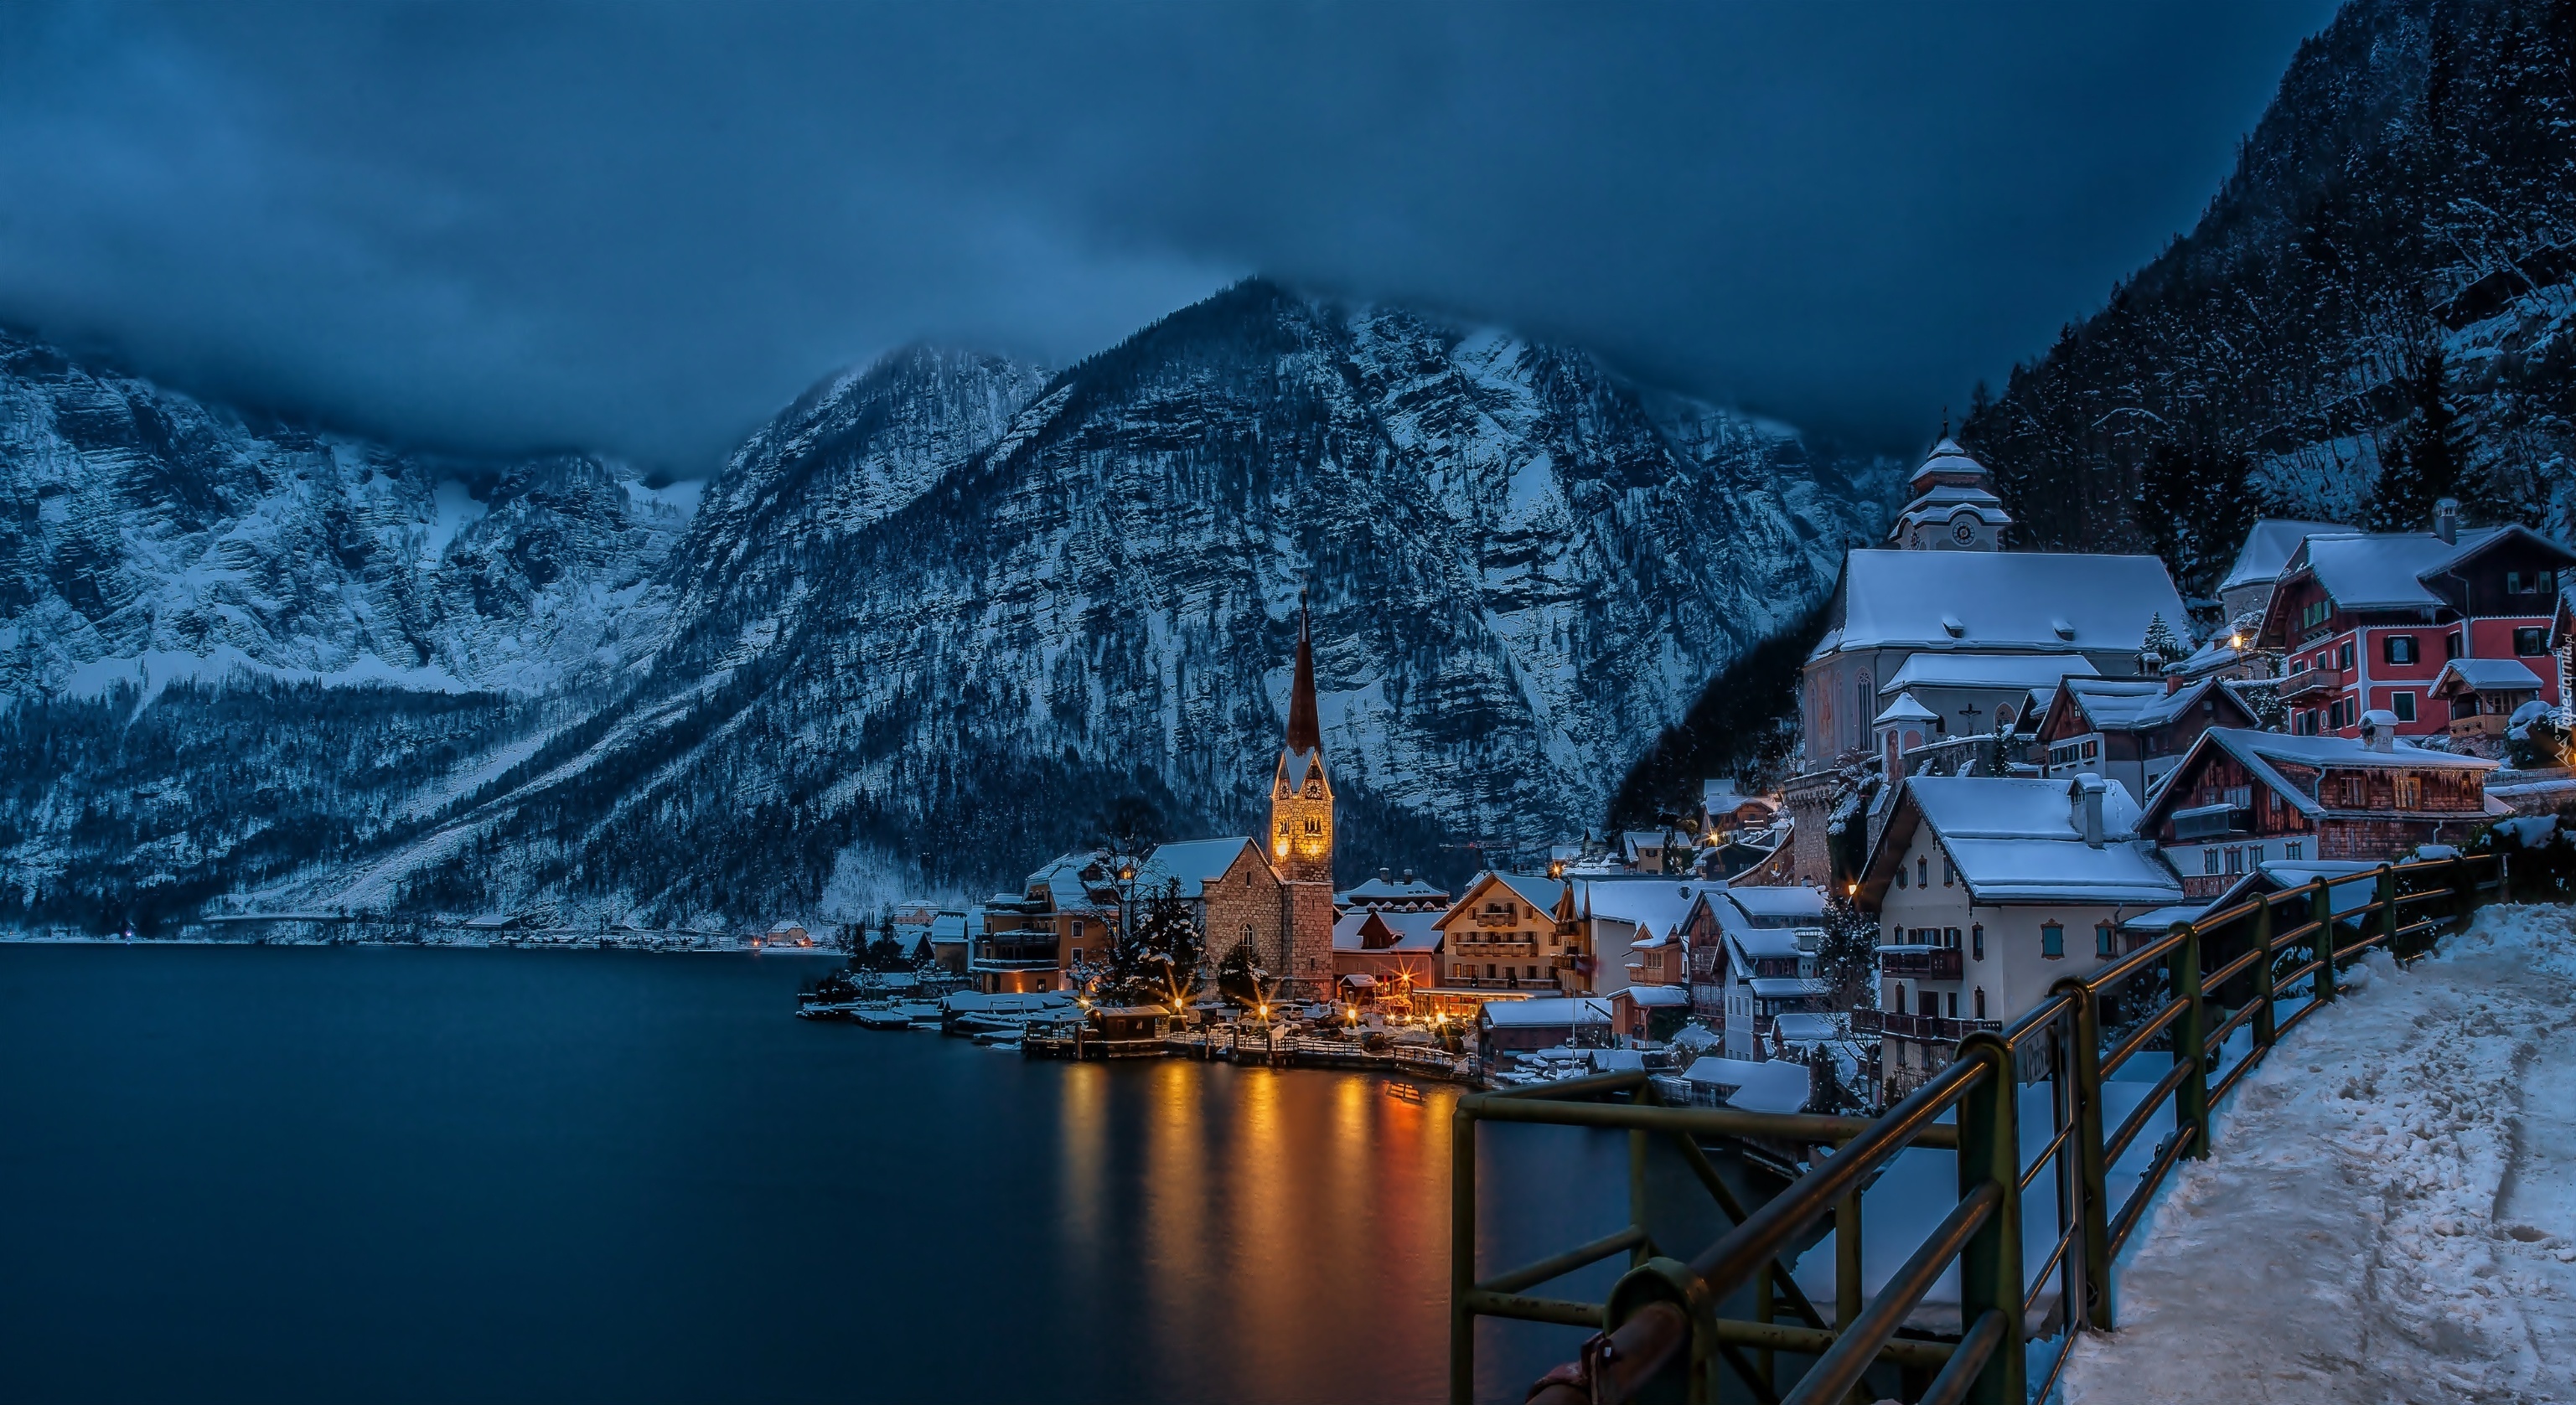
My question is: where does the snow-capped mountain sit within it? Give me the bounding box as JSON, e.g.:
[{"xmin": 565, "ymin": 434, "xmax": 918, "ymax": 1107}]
[
  {"xmin": 0, "ymin": 327, "xmax": 696, "ymax": 696},
  {"xmin": 0, "ymin": 282, "xmax": 1893, "ymax": 931}
]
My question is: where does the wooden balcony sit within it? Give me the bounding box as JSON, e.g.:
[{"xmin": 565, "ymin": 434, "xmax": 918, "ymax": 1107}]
[
  {"xmin": 1880, "ymin": 947, "xmax": 1962, "ymax": 980},
  {"xmin": 1851, "ymin": 1009, "xmax": 2000, "ymax": 1042},
  {"xmin": 2279, "ymin": 666, "xmax": 2348, "ymax": 702}
]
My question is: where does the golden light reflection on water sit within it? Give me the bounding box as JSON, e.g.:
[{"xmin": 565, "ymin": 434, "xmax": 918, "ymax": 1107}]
[{"xmin": 1044, "ymin": 1062, "xmax": 1497, "ymax": 1403}]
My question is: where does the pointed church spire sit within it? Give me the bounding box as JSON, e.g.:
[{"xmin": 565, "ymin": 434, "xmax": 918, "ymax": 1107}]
[{"xmin": 1285, "ymin": 588, "xmax": 1321, "ymax": 755}]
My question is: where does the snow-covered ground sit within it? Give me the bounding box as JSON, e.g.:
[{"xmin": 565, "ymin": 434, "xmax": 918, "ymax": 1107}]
[{"xmin": 2063, "ymin": 905, "xmax": 2576, "ymax": 1404}]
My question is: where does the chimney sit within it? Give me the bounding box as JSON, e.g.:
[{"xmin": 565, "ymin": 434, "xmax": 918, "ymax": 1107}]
[
  {"xmin": 2077, "ymin": 774, "xmax": 2108, "ymax": 848},
  {"xmin": 1379, "ymin": 867, "xmax": 1392, "ymax": 885},
  {"xmin": 1401, "ymin": 869, "xmax": 1416, "ymax": 885},
  {"xmin": 2435, "ymin": 498, "xmax": 2460, "ymax": 546},
  {"xmin": 2360, "ymin": 709, "xmax": 2399, "ymax": 752}
]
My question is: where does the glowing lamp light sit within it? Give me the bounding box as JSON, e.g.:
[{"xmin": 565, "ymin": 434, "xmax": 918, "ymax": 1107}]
[
  {"xmin": 2228, "ymin": 633, "xmax": 2244, "ymax": 649},
  {"xmin": 1846, "ymin": 881, "xmax": 1859, "ymax": 896}
]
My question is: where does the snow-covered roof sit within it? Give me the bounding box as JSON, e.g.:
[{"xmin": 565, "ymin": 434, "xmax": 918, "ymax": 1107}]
[
  {"xmin": 1881, "ymin": 652, "xmax": 2102, "ymax": 697},
  {"xmin": 1332, "ymin": 908, "xmax": 1443, "ymax": 953},
  {"xmin": 1770, "ymin": 1012, "xmax": 1838, "ymax": 1044},
  {"xmin": 1681, "ymin": 1056, "xmax": 1810, "ymax": 1113},
  {"xmin": 2432, "ymin": 658, "xmax": 2546, "ymax": 695},
  {"xmin": 1724, "ymin": 884, "xmax": 1828, "ymax": 924},
  {"xmin": 1481, "ymin": 996, "xmax": 1612, "ymax": 1029},
  {"xmin": 1575, "ymin": 879, "xmax": 1705, "ymax": 939},
  {"xmin": 928, "ymin": 912, "xmax": 969, "ymax": 941},
  {"xmin": 1025, "ymin": 850, "xmax": 1110, "ymax": 896},
  {"xmin": 1337, "ymin": 874, "xmax": 1450, "ymax": 905},
  {"xmin": 1622, "ymin": 984, "xmax": 1690, "ymax": 1007},
  {"xmin": 1747, "ymin": 975, "xmax": 1828, "ymax": 1000},
  {"xmin": 2218, "ymin": 519, "xmax": 2351, "ymax": 595},
  {"xmin": 2055, "ymin": 675, "xmax": 2241, "ymax": 733},
  {"xmin": 1875, "ymin": 691, "xmax": 1938, "ymax": 726},
  {"xmin": 1904, "ymin": 437, "xmax": 1998, "ymax": 493},
  {"xmin": 2292, "ymin": 529, "xmax": 2517, "ymax": 610},
  {"xmin": 1138, "ymin": 837, "xmax": 1259, "ymax": 897},
  {"xmin": 1873, "ymin": 775, "xmax": 2183, "ymax": 907},
  {"xmin": 1831, "ymin": 550, "xmax": 2187, "ymax": 656},
  {"xmin": 1487, "ymin": 871, "xmax": 1570, "ymax": 915},
  {"xmin": 2146, "ymin": 728, "xmax": 2498, "ymax": 825}
]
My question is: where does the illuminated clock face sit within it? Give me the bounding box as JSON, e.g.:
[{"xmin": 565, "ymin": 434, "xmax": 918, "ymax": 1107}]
[{"xmin": 1953, "ymin": 520, "xmax": 1975, "ymax": 543}]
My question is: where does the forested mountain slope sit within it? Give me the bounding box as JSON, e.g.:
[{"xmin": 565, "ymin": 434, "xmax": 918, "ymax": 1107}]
[{"xmin": 1963, "ymin": 0, "xmax": 2576, "ymax": 603}]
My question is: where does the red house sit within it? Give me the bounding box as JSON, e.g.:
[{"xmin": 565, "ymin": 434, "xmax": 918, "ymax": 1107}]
[{"xmin": 2254, "ymin": 505, "xmax": 2576, "ymax": 740}]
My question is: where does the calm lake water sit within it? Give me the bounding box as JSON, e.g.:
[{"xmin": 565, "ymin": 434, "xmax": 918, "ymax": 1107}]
[{"xmin": 0, "ymin": 944, "xmax": 1756, "ymax": 1404}]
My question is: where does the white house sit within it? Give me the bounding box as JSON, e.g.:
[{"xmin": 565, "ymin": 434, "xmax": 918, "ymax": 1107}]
[
  {"xmin": 1801, "ymin": 550, "xmax": 2191, "ymax": 768},
  {"xmin": 1857, "ymin": 773, "xmax": 2184, "ymax": 1091}
]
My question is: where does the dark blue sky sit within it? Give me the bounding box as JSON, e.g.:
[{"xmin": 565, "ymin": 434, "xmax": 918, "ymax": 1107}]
[{"xmin": 0, "ymin": 1, "xmax": 2340, "ymax": 474}]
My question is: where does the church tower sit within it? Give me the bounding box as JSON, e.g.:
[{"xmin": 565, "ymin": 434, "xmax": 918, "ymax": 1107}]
[{"xmin": 1270, "ymin": 596, "xmax": 1338, "ymax": 1000}]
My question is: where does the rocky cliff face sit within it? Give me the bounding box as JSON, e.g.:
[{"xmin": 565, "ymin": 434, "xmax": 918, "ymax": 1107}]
[
  {"xmin": 0, "ymin": 282, "xmax": 1893, "ymax": 931},
  {"xmin": 1963, "ymin": 0, "xmax": 2576, "ymax": 600},
  {"xmin": 0, "ymin": 327, "xmax": 695, "ymax": 696}
]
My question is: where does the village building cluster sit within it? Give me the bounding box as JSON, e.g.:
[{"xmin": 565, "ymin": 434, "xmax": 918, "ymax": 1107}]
[{"xmin": 861, "ymin": 436, "xmax": 2576, "ymax": 1106}]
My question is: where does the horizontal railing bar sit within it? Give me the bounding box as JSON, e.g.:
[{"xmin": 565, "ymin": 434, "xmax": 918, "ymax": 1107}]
[
  {"xmin": 1469, "ymin": 1096, "xmax": 1935, "ymax": 1148},
  {"xmin": 2104, "ymin": 1057, "xmax": 2192, "ymax": 1169},
  {"xmin": 2020, "ymin": 1119, "xmax": 2074, "ymax": 1193},
  {"xmin": 1472, "ymin": 1070, "xmax": 1650, "ymax": 1103},
  {"xmin": 1708, "ymin": 1317, "xmax": 1958, "ymax": 1370},
  {"xmin": 2108, "ymin": 1123, "xmax": 2200, "ymax": 1258},
  {"xmin": 1460, "ymin": 1289, "xmax": 1606, "ymax": 1328},
  {"xmin": 2393, "ymin": 886, "xmax": 2454, "ymax": 909},
  {"xmin": 1684, "ymin": 1058, "xmax": 1989, "ymax": 1301},
  {"xmin": 2025, "ymin": 1218, "xmax": 2078, "ymax": 1319},
  {"xmin": 2273, "ymin": 994, "xmax": 2324, "ymax": 1041},
  {"xmin": 2210, "ymin": 1037, "xmax": 2271, "ymax": 1104},
  {"xmin": 2102, "ymin": 998, "xmax": 2188, "ymax": 1079},
  {"xmin": 2205, "ymin": 998, "xmax": 2262, "ymax": 1054},
  {"xmin": 2084, "ymin": 929, "xmax": 2187, "ymax": 997},
  {"xmin": 2028, "ymin": 1315, "xmax": 2080, "ymax": 1405},
  {"xmin": 2271, "ymin": 918, "xmax": 2323, "ymax": 950},
  {"xmin": 2393, "ymin": 916, "xmax": 2445, "ymax": 943},
  {"xmin": 1999, "ymin": 992, "xmax": 2077, "ymax": 1051},
  {"xmin": 2206, "ymin": 944, "xmax": 2263, "ymax": 989},
  {"xmin": 1781, "ymin": 1180, "xmax": 2002, "ymax": 1405},
  {"xmin": 2277, "ymin": 956, "xmax": 2325, "ymax": 988},
  {"xmin": 1917, "ymin": 1309, "xmax": 2008, "ymax": 1405},
  {"xmin": 1479, "ymin": 1225, "xmax": 1649, "ymax": 1296}
]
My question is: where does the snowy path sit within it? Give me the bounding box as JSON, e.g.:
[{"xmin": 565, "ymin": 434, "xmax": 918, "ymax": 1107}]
[{"xmin": 2061, "ymin": 906, "xmax": 2576, "ymax": 1404}]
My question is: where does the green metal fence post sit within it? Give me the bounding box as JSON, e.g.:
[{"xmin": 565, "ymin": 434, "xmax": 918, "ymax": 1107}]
[
  {"xmin": 1451, "ymin": 1098, "xmax": 1477, "ymax": 1405},
  {"xmin": 2310, "ymin": 876, "xmax": 2335, "ymax": 1007},
  {"xmin": 2376, "ymin": 864, "xmax": 2398, "ymax": 956},
  {"xmin": 1629, "ymin": 1127, "xmax": 1650, "ymax": 1268},
  {"xmin": 2061, "ymin": 979, "xmax": 2112, "ymax": 1331},
  {"xmin": 1954, "ymin": 1033, "xmax": 2026, "ymax": 1405},
  {"xmin": 2250, "ymin": 896, "xmax": 2277, "ymax": 1051},
  {"xmin": 2169, "ymin": 922, "xmax": 2210, "ymax": 1161},
  {"xmin": 2451, "ymin": 854, "xmax": 2477, "ymax": 934}
]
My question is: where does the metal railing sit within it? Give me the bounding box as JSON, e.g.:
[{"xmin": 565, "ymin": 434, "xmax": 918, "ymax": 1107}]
[{"xmin": 1460, "ymin": 850, "xmax": 2502, "ymax": 1405}]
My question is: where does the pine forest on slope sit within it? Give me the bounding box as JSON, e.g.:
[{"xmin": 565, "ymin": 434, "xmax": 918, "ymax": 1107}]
[
  {"xmin": 1962, "ymin": 0, "xmax": 2576, "ymax": 608},
  {"xmin": 0, "ymin": 281, "xmax": 1893, "ymax": 932}
]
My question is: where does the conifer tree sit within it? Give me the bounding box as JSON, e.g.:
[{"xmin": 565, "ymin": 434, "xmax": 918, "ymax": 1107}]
[
  {"xmin": 2367, "ymin": 347, "xmax": 2465, "ymax": 531},
  {"xmin": 1108, "ymin": 878, "xmax": 1204, "ymax": 1010}
]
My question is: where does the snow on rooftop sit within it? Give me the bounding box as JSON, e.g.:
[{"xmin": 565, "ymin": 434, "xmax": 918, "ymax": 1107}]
[
  {"xmin": 1681, "ymin": 1056, "xmax": 1811, "ymax": 1113},
  {"xmin": 1137, "ymin": 837, "xmax": 1257, "ymax": 896},
  {"xmin": 1901, "ymin": 775, "xmax": 2182, "ymax": 906},
  {"xmin": 1835, "ymin": 550, "xmax": 2186, "ymax": 656},
  {"xmin": 1724, "ymin": 885, "xmax": 1829, "ymax": 922},
  {"xmin": 2433, "ymin": 657, "xmax": 2546, "ymax": 694},
  {"xmin": 1875, "ymin": 690, "xmax": 1938, "ymax": 725},
  {"xmin": 2217, "ymin": 518, "xmax": 2351, "ymax": 594},
  {"xmin": 1881, "ymin": 652, "xmax": 2102, "ymax": 696},
  {"xmin": 2292, "ymin": 529, "xmax": 2510, "ymax": 610},
  {"xmin": 1482, "ymin": 996, "xmax": 1612, "ymax": 1029}
]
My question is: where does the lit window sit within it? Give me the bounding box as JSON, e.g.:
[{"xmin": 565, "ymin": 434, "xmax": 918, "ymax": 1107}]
[{"xmin": 2041, "ymin": 922, "xmax": 2064, "ymax": 959}]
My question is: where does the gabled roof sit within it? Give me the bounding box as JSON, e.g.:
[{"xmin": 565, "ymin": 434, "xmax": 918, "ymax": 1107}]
[
  {"xmin": 2046, "ymin": 674, "xmax": 2253, "ymax": 736},
  {"xmin": 1480, "ymin": 996, "xmax": 1612, "ymax": 1029},
  {"xmin": 1337, "ymin": 875, "xmax": 1450, "ymax": 905},
  {"xmin": 1438, "ymin": 871, "xmax": 1569, "ymax": 931},
  {"xmin": 1722, "ymin": 884, "xmax": 1828, "ymax": 924},
  {"xmin": 1571, "ymin": 878, "xmax": 1706, "ymax": 940},
  {"xmin": 1823, "ymin": 550, "xmax": 2188, "ymax": 657},
  {"xmin": 2279, "ymin": 524, "xmax": 2576, "ymax": 614},
  {"xmin": 1875, "ymin": 691, "xmax": 1938, "ymax": 726},
  {"xmin": 2432, "ymin": 658, "xmax": 2547, "ymax": 696},
  {"xmin": 1862, "ymin": 775, "xmax": 2182, "ymax": 907},
  {"xmin": 1680, "ymin": 1056, "xmax": 1810, "ymax": 1113},
  {"xmin": 1332, "ymin": 908, "xmax": 1443, "ymax": 953},
  {"xmin": 2218, "ymin": 519, "xmax": 2351, "ymax": 595},
  {"xmin": 2139, "ymin": 727, "xmax": 2499, "ymax": 828},
  {"xmin": 1138, "ymin": 837, "xmax": 1262, "ymax": 898}
]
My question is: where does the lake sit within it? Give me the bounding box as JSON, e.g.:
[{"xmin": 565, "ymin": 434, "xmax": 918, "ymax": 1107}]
[{"xmin": 0, "ymin": 943, "xmax": 1755, "ymax": 1404}]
